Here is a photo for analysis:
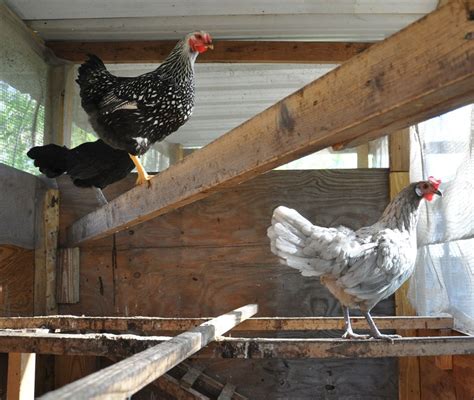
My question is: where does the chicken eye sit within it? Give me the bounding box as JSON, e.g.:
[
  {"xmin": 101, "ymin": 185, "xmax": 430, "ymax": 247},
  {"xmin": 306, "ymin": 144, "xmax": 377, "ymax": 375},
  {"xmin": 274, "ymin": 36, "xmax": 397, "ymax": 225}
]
[
  {"xmin": 422, "ymin": 183, "xmax": 429, "ymax": 189},
  {"xmin": 195, "ymin": 34, "xmax": 202, "ymax": 39}
]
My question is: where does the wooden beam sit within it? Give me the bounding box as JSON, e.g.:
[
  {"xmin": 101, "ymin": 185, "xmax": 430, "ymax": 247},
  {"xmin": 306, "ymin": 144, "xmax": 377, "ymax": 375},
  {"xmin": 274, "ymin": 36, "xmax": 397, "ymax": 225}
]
[
  {"xmin": 56, "ymin": 248, "xmax": 80, "ymax": 304},
  {"xmin": 388, "ymin": 128, "xmax": 419, "ymax": 400},
  {"xmin": 34, "ymin": 189, "xmax": 59, "ymax": 315},
  {"xmin": 7, "ymin": 353, "xmax": 35, "ymax": 400},
  {"xmin": 38, "ymin": 304, "xmax": 257, "ymax": 400},
  {"xmin": 66, "ymin": 1, "xmax": 474, "ymax": 246},
  {"xmin": 174, "ymin": 362, "xmax": 247, "ymax": 400},
  {"xmin": 205, "ymin": 336, "xmax": 474, "ymax": 359},
  {"xmin": 0, "ymin": 332, "xmax": 473, "ymax": 360},
  {"xmin": 389, "ymin": 129, "xmax": 410, "ymax": 172},
  {"xmin": 0, "ymin": 316, "xmax": 454, "ymax": 333},
  {"xmin": 217, "ymin": 383, "xmax": 237, "ymax": 400},
  {"xmin": 46, "ymin": 40, "xmax": 371, "ymax": 64},
  {"xmin": 154, "ymin": 374, "xmax": 210, "ymax": 400}
]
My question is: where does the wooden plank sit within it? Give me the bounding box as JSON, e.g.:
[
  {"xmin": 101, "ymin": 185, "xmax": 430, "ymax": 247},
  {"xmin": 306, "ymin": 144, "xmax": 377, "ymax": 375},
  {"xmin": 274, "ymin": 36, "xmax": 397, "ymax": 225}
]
[
  {"xmin": 0, "ymin": 332, "xmax": 473, "ymax": 359},
  {"xmin": 389, "ymin": 126, "xmax": 419, "ymax": 400},
  {"xmin": 56, "ymin": 248, "xmax": 80, "ymax": 304},
  {"xmin": 6, "ymin": 353, "xmax": 35, "ymax": 400},
  {"xmin": 390, "ymin": 173, "xmax": 411, "ymax": 201},
  {"xmin": 389, "ymin": 129, "xmax": 410, "ymax": 172},
  {"xmin": 44, "ymin": 65, "xmax": 67, "ymax": 146},
  {"xmin": 453, "ymin": 355, "xmax": 474, "ymax": 399},
  {"xmin": 34, "ymin": 189, "xmax": 59, "ymax": 315},
  {"xmin": 0, "ymin": 316, "xmax": 454, "ymax": 333},
  {"xmin": 155, "ymin": 374, "xmax": 210, "ymax": 400},
  {"xmin": 173, "ymin": 363, "xmax": 247, "ymax": 400},
  {"xmin": 356, "ymin": 144, "xmax": 369, "ymax": 168},
  {"xmin": 205, "ymin": 336, "xmax": 474, "ymax": 359},
  {"xmin": 65, "ymin": 1, "xmax": 474, "ymax": 246},
  {"xmin": 435, "ymin": 329, "xmax": 454, "ymax": 370},
  {"xmin": 0, "ymin": 246, "xmax": 34, "ymax": 317},
  {"xmin": 217, "ymin": 383, "xmax": 236, "ymax": 400},
  {"xmin": 0, "ymin": 164, "xmax": 40, "ymax": 249},
  {"xmin": 39, "ymin": 304, "xmax": 257, "ymax": 400},
  {"xmin": 46, "ymin": 40, "xmax": 371, "ymax": 64},
  {"xmin": 180, "ymin": 365, "xmax": 205, "ymax": 389}
]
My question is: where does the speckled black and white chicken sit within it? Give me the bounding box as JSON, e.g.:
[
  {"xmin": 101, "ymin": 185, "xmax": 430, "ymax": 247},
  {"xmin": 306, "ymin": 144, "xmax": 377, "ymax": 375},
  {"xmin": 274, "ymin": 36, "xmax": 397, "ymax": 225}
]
[
  {"xmin": 267, "ymin": 178, "xmax": 442, "ymax": 341},
  {"xmin": 76, "ymin": 31, "xmax": 213, "ymax": 185}
]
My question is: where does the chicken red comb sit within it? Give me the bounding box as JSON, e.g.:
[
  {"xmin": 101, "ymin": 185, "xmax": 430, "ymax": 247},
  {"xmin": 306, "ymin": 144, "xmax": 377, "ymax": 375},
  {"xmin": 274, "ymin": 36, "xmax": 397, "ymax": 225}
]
[{"xmin": 428, "ymin": 176, "xmax": 441, "ymax": 190}]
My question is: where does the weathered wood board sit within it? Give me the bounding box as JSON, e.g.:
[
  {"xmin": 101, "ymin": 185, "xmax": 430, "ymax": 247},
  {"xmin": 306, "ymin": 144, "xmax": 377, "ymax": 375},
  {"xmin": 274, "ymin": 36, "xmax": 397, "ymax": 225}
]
[
  {"xmin": 56, "ymin": 169, "xmax": 398, "ymax": 399},
  {"xmin": 0, "ymin": 164, "xmax": 39, "ymax": 249},
  {"xmin": 0, "ymin": 246, "xmax": 34, "ymax": 317}
]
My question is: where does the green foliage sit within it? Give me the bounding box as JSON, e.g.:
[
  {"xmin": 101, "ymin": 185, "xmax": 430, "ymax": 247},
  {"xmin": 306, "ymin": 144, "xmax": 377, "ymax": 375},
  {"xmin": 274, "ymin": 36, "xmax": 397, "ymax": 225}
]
[
  {"xmin": 0, "ymin": 81, "xmax": 45, "ymax": 175},
  {"xmin": 71, "ymin": 122, "xmax": 97, "ymax": 148}
]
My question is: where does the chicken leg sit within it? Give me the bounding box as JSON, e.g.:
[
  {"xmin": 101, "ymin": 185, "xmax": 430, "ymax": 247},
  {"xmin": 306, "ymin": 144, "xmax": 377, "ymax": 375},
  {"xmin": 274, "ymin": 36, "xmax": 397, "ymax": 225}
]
[
  {"xmin": 363, "ymin": 311, "xmax": 401, "ymax": 342},
  {"xmin": 129, "ymin": 154, "xmax": 151, "ymax": 187},
  {"xmin": 342, "ymin": 306, "xmax": 370, "ymax": 340}
]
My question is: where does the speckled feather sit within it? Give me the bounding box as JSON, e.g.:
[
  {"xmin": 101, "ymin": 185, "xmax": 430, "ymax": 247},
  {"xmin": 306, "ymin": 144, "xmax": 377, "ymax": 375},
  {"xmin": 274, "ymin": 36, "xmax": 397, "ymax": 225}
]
[
  {"xmin": 267, "ymin": 183, "xmax": 423, "ymax": 312},
  {"xmin": 76, "ymin": 38, "xmax": 198, "ymax": 155}
]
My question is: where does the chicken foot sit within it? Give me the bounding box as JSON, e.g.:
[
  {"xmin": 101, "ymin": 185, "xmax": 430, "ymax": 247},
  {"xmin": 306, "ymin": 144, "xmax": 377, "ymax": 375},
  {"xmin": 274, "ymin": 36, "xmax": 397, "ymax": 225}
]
[
  {"xmin": 342, "ymin": 306, "xmax": 370, "ymax": 340},
  {"xmin": 129, "ymin": 154, "xmax": 152, "ymax": 187},
  {"xmin": 363, "ymin": 311, "xmax": 402, "ymax": 342}
]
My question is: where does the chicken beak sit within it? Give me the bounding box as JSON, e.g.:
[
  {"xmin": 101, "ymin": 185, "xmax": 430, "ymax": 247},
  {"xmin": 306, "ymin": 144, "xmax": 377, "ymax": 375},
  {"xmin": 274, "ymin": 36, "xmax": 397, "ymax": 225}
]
[
  {"xmin": 434, "ymin": 189, "xmax": 443, "ymax": 197},
  {"xmin": 206, "ymin": 44, "xmax": 214, "ymax": 50}
]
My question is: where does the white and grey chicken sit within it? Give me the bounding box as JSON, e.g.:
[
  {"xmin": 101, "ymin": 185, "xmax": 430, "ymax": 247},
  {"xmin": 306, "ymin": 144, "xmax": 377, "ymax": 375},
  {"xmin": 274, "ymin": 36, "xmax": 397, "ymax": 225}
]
[{"xmin": 267, "ymin": 177, "xmax": 442, "ymax": 341}]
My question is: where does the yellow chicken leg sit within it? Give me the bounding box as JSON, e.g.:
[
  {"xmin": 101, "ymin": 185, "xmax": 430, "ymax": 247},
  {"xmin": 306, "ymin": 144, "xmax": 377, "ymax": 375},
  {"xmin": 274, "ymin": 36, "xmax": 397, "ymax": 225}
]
[{"xmin": 129, "ymin": 154, "xmax": 152, "ymax": 187}]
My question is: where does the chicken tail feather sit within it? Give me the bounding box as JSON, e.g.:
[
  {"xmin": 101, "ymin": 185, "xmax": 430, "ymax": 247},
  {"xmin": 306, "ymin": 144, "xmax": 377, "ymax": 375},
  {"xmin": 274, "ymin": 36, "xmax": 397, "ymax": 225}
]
[
  {"xmin": 267, "ymin": 206, "xmax": 322, "ymax": 277},
  {"xmin": 27, "ymin": 144, "xmax": 70, "ymax": 178}
]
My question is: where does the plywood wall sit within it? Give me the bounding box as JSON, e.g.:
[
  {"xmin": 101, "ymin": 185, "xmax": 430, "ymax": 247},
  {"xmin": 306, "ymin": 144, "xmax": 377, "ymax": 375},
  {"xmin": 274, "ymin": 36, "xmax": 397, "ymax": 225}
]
[{"xmin": 56, "ymin": 169, "xmax": 398, "ymax": 399}]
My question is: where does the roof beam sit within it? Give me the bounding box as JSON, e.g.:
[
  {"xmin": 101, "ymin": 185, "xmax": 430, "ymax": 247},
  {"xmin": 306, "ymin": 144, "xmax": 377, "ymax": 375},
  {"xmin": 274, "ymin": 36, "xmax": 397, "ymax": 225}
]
[
  {"xmin": 46, "ymin": 40, "xmax": 370, "ymax": 64},
  {"xmin": 66, "ymin": 1, "xmax": 474, "ymax": 246}
]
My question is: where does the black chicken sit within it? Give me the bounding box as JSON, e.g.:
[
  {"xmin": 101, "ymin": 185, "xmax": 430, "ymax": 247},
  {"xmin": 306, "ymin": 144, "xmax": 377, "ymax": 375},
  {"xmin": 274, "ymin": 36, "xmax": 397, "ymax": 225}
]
[
  {"xmin": 27, "ymin": 140, "xmax": 134, "ymax": 189},
  {"xmin": 76, "ymin": 31, "xmax": 213, "ymax": 185}
]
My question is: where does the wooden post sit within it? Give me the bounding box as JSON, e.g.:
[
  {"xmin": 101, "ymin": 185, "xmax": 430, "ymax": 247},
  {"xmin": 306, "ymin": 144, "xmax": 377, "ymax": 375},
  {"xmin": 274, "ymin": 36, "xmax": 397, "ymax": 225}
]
[
  {"xmin": 7, "ymin": 353, "xmax": 36, "ymax": 400},
  {"xmin": 56, "ymin": 248, "xmax": 80, "ymax": 304},
  {"xmin": 39, "ymin": 304, "xmax": 257, "ymax": 399},
  {"xmin": 356, "ymin": 144, "xmax": 369, "ymax": 168},
  {"xmin": 389, "ymin": 128, "xmax": 420, "ymax": 400},
  {"xmin": 34, "ymin": 189, "xmax": 60, "ymax": 315}
]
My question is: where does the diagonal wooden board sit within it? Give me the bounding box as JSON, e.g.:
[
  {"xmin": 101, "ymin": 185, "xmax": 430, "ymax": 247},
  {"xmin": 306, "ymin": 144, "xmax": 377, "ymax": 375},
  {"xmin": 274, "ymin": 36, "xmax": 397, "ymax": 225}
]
[{"xmin": 66, "ymin": 1, "xmax": 474, "ymax": 246}]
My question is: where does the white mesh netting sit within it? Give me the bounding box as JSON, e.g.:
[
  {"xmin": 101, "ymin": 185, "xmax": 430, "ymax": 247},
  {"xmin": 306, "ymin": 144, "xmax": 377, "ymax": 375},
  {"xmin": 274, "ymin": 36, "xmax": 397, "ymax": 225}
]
[
  {"xmin": 0, "ymin": 6, "xmax": 48, "ymax": 174},
  {"xmin": 408, "ymin": 104, "xmax": 474, "ymax": 333}
]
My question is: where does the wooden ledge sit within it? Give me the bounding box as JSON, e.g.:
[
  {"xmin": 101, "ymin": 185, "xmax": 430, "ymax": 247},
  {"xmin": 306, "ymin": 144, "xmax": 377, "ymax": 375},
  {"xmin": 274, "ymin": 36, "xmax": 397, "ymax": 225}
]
[
  {"xmin": 0, "ymin": 331, "xmax": 472, "ymax": 359},
  {"xmin": 0, "ymin": 315, "xmax": 454, "ymax": 333}
]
